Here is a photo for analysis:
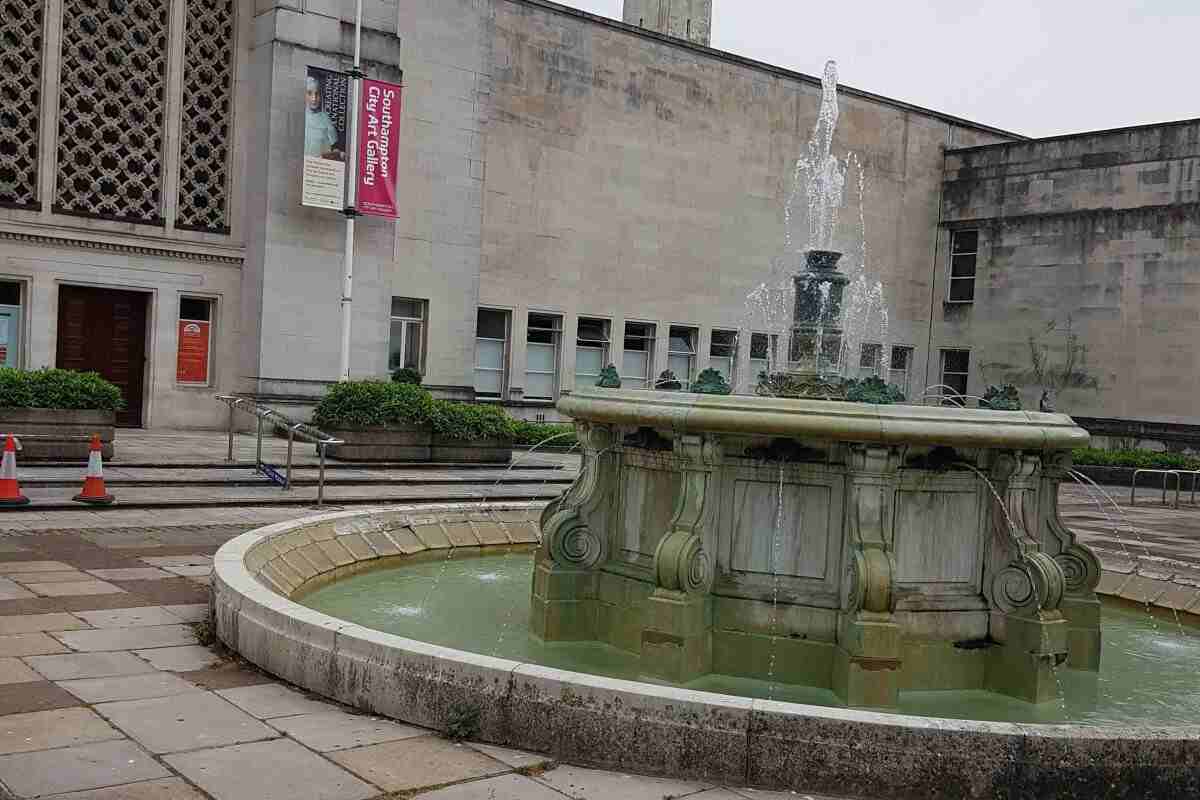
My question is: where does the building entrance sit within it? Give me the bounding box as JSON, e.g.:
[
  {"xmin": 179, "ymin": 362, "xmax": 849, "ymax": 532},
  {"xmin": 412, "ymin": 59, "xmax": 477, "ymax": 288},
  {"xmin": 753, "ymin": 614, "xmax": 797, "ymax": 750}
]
[{"xmin": 56, "ymin": 285, "xmax": 149, "ymax": 427}]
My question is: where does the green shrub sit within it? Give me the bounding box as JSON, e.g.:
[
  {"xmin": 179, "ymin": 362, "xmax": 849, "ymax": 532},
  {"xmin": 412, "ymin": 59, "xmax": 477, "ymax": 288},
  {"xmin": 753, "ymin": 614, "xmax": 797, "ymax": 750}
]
[
  {"xmin": 0, "ymin": 368, "xmax": 123, "ymax": 411},
  {"xmin": 426, "ymin": 399, "xmax": 516, "ymax": 441},
  {"xmin": 312, "ymin": 380, "xmax": 432, "ymax": 429},
  {"xmin": 844, "ymin": 376, "xmax": 906, "ymax": 405},
  {"xmin": 1071, "ymin": 448, "xmax": 1200, "ymax": 471},
  {"xmin": 391, "ymin": 367, "xmax": 423, "ymax": 385},
  {"xmin": 511, "ymin": 420, "xmax": 577, "ymax": 448}
]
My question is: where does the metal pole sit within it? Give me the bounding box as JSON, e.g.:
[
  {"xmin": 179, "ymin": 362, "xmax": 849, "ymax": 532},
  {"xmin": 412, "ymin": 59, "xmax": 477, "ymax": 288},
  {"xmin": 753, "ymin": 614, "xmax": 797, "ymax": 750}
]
[
  {"xmin": 226, "ymin": 402, "xmax": 235, "ymax": 462},
  {"xmin": 285, "ymin": 427, "xmax": 295, "ymax": 490},
  {"xmin": 337, "ymin": 0, "xmax": 364, "ymax": 383},
  {"xmin": 317, "ymin": 443, "xmax": 327, "ymax": 507},
  {"xmin": 256, "ymin": 415, "xmax": 263, "ymax": 475}
]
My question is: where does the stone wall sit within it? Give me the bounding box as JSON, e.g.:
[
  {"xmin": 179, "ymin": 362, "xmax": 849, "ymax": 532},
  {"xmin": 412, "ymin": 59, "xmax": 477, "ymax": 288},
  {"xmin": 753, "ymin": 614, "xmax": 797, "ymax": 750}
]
[{"xmin": 938, "ymin": 120, "xmax": 1200, "ymax": 427}]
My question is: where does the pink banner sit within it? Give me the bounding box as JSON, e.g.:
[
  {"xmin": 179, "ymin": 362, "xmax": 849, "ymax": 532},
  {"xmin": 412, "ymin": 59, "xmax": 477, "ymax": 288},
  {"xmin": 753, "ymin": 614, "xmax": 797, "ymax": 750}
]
[{"xmin": 357, "ymin": 78, "xmax": 402, "ymax": 218}]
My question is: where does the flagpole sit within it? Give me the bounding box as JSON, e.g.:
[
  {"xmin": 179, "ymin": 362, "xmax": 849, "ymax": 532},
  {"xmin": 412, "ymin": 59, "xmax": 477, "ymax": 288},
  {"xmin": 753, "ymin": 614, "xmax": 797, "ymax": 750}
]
[{"xmin": 338, "ymin": 0, "xmax": 364, "ymax": 382}]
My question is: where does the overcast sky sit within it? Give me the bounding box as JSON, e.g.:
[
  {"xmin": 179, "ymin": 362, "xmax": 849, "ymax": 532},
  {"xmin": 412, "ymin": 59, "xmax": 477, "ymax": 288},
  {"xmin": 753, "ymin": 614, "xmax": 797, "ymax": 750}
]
[{"xmin": 558, "ymin": 0, "xmax": 1197, "ymax": 137}]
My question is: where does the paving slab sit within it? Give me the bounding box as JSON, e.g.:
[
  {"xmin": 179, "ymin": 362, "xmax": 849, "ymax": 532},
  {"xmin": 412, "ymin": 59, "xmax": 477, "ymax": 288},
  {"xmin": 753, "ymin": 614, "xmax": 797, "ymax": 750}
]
[
  {"xmin": 177, "ymin": 664, "xmax": 273, "ymax": 690},
  {"xmin": 0, "ymin": 738, "xmax": 169, "ymax": 797},
  {"xmin": 58, "ymin": 672, "xmax": 202, "ymax": 703},
  {"xmin": 268, "ymin": 710, "xmax": 426, "ymax": 752},
  {"xmin": 0, "ymin": 612, "xmax": 88, "ymax": 634},
  {"xmin": 37, "ymin": 776, "xmax": 209, "ymax": 800},
  {"xmin": 0, "ymin": 707, "xmax": 121, "ymax": 754},
  {"xmin": 216, "ymin": 684, "xmax": 339, "ymax": 719},
  {"xmin": 73, "ymin": 607, "xmax": 184, "ymax": 629},
  {"xmin": 330, "ymin": 735, "xmax": 508, "ymax": 792},
  {"xmin": 140, "ymin": 556, "xmax": 213, "ymax": 568},
  {"xmin": 0, "ymin": 578, "xmax": 35, "ymax": 600},
  {"xmin": 160, "ymin": 604, "xmax": 209, "ymax": 623},
  {"xmin": 0, "ymin": 680, "xmax": 82, "ymax": 714},
  {"xmin": 96, "ymin": 691, "xmax": 277, "ymax": 754},
  {"xmin": 25, "ymin": 651, "xmax": 157, "ymax": 681},
  {"xmin": 0, "ymin": 631, "xmax": 70, "ymax": 656},
  {"xmin": 133, "ymin": 645, "xmax": 221, "ymax": 672},
  {"xmin": 419, "ymin": 774, "xmax": 567, "ymax": 800},
  {"xmin": 0, "ymin": 656, "xmax": 42, "ymax": 683},
  {"xmin": 110, "ymin": 578, "xmax": 209, "ymax": 606},
  {"xmin": 26, "ymin": 580, "xmax": 127, "ymax": 597},
  {"xmin": 468, "ymin": 741, "xmax": 557, "ymax": 771},
  {"xmin": 86, "ymin": 568, "xmax": 174, "ymax": 581},
  {"xmin": 163, "ymin": 566, "xmax": 213, "ymax": 578},
  {"xmin": 0, "ymin": 561, "xmax": 74, "ymax": 574},
  {"xmin": 8, "ymin": 570, "xmax": 95, "ymax": 584},
  {"xmin": 534, "ymin": 765, "xmax": 711, "ymax": 800},
  {"xmin": 52, "ymin": 624, "xmax": 197, "ymax": 652},
  {"xmin": 165, "ymin": 738, "xmax": 376, "ymax": 800}
]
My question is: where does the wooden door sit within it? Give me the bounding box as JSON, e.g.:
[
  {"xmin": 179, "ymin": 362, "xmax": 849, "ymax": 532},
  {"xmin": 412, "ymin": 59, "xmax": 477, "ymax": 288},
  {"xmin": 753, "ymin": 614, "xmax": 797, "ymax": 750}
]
[{"xmin": 56, "ymin": 286, "xmax": 148, "ymax": 427}]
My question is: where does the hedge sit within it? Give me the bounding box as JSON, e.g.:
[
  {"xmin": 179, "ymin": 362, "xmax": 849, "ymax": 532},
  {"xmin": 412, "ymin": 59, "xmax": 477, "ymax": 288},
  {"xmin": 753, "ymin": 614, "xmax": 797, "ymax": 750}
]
[
  {"xmin": 0, "ymin": 368, "xmax": 124, "ymax": 412},
  {"xmin": 511, "ymin": 420, "xmax": 577, "ymax": 448},
  {"xmin": 313, "ymin": 381, "xmax": 520, "ymax": 442},
  {"xmin": 1071, "ymin": 447, "xmax": 1200, "ymax": 471}
]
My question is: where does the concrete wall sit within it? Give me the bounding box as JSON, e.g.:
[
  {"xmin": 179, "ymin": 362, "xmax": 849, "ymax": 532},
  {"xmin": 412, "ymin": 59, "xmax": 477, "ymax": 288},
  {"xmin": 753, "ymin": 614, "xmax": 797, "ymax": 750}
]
[{"xmin": 938, "ymin": 120, "xmax": 1200, "ymax": 426}]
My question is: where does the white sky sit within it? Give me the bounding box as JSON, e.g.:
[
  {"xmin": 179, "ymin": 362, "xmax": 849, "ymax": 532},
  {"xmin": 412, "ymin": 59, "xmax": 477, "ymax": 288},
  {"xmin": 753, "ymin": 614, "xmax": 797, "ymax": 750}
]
[{"xmin": 557, "ymin": 0, "xmax": 1199, "ymax": 137}]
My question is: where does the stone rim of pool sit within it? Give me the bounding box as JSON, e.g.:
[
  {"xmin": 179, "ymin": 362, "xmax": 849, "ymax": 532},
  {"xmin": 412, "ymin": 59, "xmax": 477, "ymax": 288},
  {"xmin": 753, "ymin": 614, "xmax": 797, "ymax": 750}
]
[{"xmin": 213, "ymin": 501, "xmax": 1200, "ymax": 800}]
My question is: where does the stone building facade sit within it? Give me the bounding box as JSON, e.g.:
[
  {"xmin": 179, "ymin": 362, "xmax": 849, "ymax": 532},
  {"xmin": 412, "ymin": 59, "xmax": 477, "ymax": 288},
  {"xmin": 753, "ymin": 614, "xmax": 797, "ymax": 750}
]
[{"xmin": 0, "ymin": 0, "xmax": 1195, "ymax": 439}]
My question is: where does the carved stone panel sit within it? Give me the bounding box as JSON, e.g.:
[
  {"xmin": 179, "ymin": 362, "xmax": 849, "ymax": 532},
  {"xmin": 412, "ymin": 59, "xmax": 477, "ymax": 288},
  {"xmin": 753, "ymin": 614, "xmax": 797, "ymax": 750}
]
[
  {"xmin": 619, "ymin": 464, "xmax": 680, "ymax": 565},
  {"xmin": 0, "ymin": 0, "xmax": 44, "ymax": 207},
  {"xmin": 894, "ymin": 480, "xmax": 983, "ymax": 591},
  {"xmin": 176, "ymin": 0, "xmax": 234, "ymax": 232},
  {"xmin": 55, "ymin": 0, "xmax": 169, "ymax": 223},
  {"xmin": 729, "ymin": 479, "xmax": 830, "ymax": 579}
]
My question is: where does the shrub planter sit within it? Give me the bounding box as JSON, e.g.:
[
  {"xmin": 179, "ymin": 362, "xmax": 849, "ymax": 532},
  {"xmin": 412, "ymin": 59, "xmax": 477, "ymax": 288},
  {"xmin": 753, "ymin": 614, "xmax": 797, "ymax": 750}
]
[
  {"xmin": 324, "ymin": 424, "xmax": 432, "ymax": 462},
  {"xmin": 431, "ymin": 435, "xmax": 512, "ymax": 464},
  {"xmin": 0, "ymin": 408, "xmax": 115, "ymax": 461}
]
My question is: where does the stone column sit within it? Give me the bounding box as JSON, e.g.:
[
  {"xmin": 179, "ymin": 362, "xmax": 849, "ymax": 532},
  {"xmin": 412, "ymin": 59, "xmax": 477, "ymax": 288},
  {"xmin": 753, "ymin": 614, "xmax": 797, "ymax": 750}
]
[
  {"xmin": 640, "ymin": 434, "xmax": 718, "ymax": 683},
  {"xmin": 834, "ymin": 445, "xmax": 902, "ymax": 707},
  {"xmin": 983, "ymin": 453, "xmax": 1069, "ymax": 704},
  {"xmin": 1040, "ymin": 452, "xmax": 1102, "ymax": 670},
  {"xmin": 530, "ymin": 422, "xmax": 615, "ymax": 641}
]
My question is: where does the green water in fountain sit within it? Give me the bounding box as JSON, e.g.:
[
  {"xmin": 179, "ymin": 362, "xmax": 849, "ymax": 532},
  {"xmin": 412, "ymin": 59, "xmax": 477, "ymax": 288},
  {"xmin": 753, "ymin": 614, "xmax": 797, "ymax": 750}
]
[{"xmin": 298, "ymin": 549, "xmax": 1200, "ymax": 725}]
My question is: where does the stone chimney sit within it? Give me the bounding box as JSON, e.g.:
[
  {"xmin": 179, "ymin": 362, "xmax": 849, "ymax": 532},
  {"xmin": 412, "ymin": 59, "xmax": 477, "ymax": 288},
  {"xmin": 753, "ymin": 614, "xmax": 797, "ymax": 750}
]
[{"xmin": 622, "ymin": 0, "xmax": 711, "ymax": 46}]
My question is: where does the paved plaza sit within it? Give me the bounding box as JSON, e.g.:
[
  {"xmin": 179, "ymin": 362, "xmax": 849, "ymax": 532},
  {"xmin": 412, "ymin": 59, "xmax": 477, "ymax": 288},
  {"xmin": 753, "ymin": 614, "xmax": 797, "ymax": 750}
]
[{"xmin": 0, "ymin": 469, "xmax": 1195, "ymax": 798}]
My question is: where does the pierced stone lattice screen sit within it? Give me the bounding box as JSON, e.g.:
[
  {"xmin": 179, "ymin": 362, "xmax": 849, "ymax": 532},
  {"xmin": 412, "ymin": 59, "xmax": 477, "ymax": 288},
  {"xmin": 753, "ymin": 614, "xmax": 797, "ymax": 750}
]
[
  {"xmin": 176, "ymin": 0, "xmax": 234, "ymax": 233},
  {"xmin": 0, "ymin": 0, "xmax": 45, "ymax": 207},
  {"xmin": 55, "ymin": 0, "xmax": 168, "ymax": 223}
]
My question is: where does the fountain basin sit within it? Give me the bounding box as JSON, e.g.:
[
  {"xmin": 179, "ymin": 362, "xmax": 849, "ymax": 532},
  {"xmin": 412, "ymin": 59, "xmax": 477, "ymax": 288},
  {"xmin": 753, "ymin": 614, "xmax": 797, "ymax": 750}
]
[{"xmin": 212, "ymin": 502, "xmax": 1200, "ymax": 799}]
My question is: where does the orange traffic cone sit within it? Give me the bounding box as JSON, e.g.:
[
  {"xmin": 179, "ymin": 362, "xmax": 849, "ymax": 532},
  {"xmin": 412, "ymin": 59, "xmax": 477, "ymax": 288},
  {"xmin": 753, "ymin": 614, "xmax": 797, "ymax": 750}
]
[
  {"xmin": 73, "ymin": 434, "xmax": 114, "ymax": 506},
  {"xmin": 0, "ymin": 434, "xmax": 29, "ymax": 507}
]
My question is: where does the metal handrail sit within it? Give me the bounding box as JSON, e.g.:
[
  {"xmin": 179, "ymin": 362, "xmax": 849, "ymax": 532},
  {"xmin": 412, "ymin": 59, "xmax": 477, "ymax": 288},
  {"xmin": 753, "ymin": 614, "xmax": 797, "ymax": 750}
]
[
  {"xmin": 1131, "ymin": 468, "xmax": 1181, "ymax": 509},
  {"xmin": 215, "ymin": 395, "xmax": 343, "ymax": 506}
]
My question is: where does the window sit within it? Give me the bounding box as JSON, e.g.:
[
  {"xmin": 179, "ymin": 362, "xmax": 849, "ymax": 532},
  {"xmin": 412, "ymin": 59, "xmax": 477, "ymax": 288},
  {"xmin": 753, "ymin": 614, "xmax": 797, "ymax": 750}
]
[
  {"xmin": 710, "ymin": 330, "xmax": 737, "ymax": 384},
  {"xmin": 888, "ymin": 346, "xmax": 914, "ymax": 397},
  {"xmin": 388, "ymin": 298, "xmax": 425, "ymax": 373},
  {"xmin": 526, "ymin": 313, "xmax": 561, "ymax": 401},
  {"xmin": 667, "ymin": 326, "xmax": 697, "ymax": 388},
  {"xmin": 0, "ymin": 282, "xmax": 22, "ymax": 369},
  {"xmin": 575, "ymin": 317, "xmax": 610, "ymax": 388},
  {"xmin": 474, "ymin": 309, "xmax": 509, "ymax": 399},
  {"xmin": 858, "ymin": 343, "xmax": 883, "ymax": 379},
  {"xmin": 940, "ymin": 349, "xmax": 971, "ymax": 406},
  {"xmin": 622, "ymin": 322, "xmax": 656, "ymax": 389},
  {"xmin": 749, "ymin": 333, "xmax": 775, "ymax": 378},
  {"xmin": 177, "ymin": 297, "xmax": 214, "ymax": 385},
  {"xmin": 948, "ymin": 229, "xmax": 978, "ymax": 303}
]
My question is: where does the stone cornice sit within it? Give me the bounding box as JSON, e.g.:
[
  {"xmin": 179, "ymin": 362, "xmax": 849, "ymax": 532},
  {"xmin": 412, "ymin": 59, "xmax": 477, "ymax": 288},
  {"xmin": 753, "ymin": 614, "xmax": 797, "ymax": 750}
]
[{"xmin": 0, "ymin": 229, "xmax": 244, "ymax": 266}]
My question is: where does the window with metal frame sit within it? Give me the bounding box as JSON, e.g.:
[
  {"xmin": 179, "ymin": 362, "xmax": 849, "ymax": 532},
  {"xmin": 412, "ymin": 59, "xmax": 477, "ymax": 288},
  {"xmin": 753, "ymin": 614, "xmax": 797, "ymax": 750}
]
[
  {"xmin": 709, "ymin": 330, "xmax": 737, "ymax": 385},
  {"xmin": 667, "ymin": 326, "xmax": 697, "ymax": 388},
  {"xmin": 622, "ymin": 322, "xmax": 656, "ymax": 389},
  {"xmin": 575, "ymin": 317, "xmax": 610, "ymax": 388},
  {"xmin": 858, "ymin": 343, "xmax": 883, "ymax": 379},
  {"xmin": 749, "ymin": 332, "xmax": 774, "ymax": 378},
  {"xmin": 526, "ymin": 313, "xmax": 561, "ymax": 401},
  {"xmin": 888, "ymin": 346, "xmax": 914, "ymax": 397},
  {"xmin": 474, "ymin": 309, "xmax": 509, "ymax": 399},
  {"xmin": 388, "ymin": 298, "xmax": 425, "ymax": 373},
  {"xmin": 948, "ymin": 230, "xmax": 979, "ymax": 303},
  {"xmin": 940, "ymin": 348, "xmax": 971, "ymax": 406}
]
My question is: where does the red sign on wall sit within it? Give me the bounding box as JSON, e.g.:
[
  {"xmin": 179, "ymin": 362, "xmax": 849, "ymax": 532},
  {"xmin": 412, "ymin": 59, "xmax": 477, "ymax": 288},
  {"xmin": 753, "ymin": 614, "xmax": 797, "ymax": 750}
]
[
  {"xmin": 357, "ymin": 78, "xmax": 403, "ymax": 218},
  {"xmin": 177, "ymin": 320, "xmax": 210, "ymax": 384}
]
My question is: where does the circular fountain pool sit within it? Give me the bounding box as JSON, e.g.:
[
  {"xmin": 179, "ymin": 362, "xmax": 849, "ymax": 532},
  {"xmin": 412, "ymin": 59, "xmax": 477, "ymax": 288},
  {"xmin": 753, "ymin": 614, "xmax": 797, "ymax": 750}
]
[{"xmin": 298, "ymin": 547, "xmax": 1200, "ymax": 727}]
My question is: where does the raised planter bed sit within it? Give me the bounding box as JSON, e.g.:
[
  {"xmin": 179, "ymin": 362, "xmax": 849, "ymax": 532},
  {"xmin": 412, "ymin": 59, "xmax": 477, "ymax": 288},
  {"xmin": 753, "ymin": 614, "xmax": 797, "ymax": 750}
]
[
  {"xmin": 0, "ymin": 408, "xmax": 115, "ymax": 461},
  {"xmin": 431, "ymin": 434, "xmax": 512, "ymax": 464},
  {"xmin": 323, "ymin": 426, "xmax": 511, "ymax": 463}
]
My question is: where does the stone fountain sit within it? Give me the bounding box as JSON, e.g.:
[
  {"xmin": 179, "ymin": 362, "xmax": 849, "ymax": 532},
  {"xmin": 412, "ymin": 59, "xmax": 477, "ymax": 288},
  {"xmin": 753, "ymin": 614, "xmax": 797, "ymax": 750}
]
[{"xmin": 532, "ymin": 61, "xmax": 1103, "ymax": 709}]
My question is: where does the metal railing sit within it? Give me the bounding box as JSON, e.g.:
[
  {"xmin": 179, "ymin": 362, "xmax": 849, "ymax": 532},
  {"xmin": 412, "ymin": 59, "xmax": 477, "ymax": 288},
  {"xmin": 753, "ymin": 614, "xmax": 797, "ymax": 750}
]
[
  {"xmin": 215, "ymin": 395, "xmax": 343, "ymax": 506},
  {"xmin": 1130, "ymin": 468, "xmax": 1184, "ymax": 509}
]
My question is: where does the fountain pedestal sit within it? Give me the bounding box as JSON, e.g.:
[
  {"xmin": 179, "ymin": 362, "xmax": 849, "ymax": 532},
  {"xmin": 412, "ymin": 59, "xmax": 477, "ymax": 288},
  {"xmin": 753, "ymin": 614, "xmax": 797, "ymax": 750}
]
[{"xmin": 535, "ymin": 392, "xmax": 1102, "ymax": 709}]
